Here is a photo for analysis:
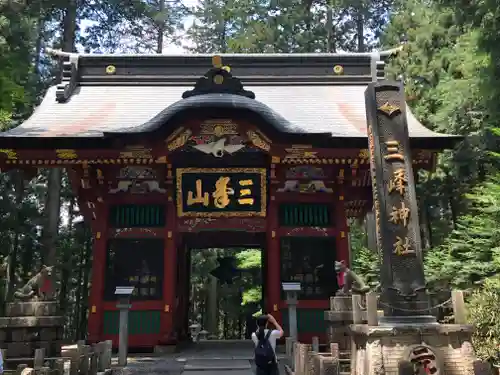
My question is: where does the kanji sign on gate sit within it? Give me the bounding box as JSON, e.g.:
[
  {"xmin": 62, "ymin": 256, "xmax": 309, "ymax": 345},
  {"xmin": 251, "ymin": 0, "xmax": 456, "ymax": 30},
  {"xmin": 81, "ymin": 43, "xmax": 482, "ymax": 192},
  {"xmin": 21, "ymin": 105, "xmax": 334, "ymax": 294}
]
[{"xmin": 176, "ymin": 168, "xmax": 267, "ymax": 217}]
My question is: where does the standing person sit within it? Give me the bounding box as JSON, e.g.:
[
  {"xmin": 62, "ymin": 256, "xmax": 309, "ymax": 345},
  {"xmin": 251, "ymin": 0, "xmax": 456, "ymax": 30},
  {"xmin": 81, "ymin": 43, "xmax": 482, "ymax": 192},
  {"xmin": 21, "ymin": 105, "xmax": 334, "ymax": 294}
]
[{"xmin": 252, "ymin": 314, "xmax": 284, "ymax": 375}]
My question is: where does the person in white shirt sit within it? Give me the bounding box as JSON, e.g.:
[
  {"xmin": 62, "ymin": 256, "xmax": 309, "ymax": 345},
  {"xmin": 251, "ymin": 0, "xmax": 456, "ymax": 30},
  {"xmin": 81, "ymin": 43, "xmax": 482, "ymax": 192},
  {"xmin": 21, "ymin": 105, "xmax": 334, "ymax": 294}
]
[{"xmin": 252, "ymin": 314, "xmax": 284, "ymax": 375}]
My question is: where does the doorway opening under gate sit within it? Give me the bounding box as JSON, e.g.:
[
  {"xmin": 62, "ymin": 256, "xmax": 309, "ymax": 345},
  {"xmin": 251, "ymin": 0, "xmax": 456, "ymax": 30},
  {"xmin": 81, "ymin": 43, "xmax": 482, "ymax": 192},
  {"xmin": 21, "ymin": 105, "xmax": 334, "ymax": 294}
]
[{"xmin": 176, "ymin": 231, "xmax": 266, "ymax": 341}]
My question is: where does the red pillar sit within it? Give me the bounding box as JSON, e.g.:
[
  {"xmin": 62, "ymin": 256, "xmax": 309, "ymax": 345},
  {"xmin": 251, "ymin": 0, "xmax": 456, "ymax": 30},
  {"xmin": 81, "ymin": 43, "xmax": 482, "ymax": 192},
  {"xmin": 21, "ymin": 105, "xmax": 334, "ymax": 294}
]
[
  {"xmin": 161, "ymin": 194, "xmax": 177, "ymax": 341},
  {"xmin": 88, "ymin": 205, "xmax": 108, "ymax": 343},
  {"xmin": 267, "ymin": 186, "xmax": 281, "ymax": 322},
  {"xmin": 335, "ymin": 183, "xmax": 350, "ymax": 265}
]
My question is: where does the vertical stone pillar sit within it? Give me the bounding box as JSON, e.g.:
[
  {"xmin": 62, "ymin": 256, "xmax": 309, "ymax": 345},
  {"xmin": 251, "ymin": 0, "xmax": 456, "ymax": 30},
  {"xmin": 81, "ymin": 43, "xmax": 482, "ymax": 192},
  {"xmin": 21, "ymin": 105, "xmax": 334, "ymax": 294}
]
[
  {"xmin": 87, "ymin": 206, "xmax": 109, "ymax": 342},
  {"xmin": 364, "ymin": 81, "xmax": 432, "ymax": 322}
]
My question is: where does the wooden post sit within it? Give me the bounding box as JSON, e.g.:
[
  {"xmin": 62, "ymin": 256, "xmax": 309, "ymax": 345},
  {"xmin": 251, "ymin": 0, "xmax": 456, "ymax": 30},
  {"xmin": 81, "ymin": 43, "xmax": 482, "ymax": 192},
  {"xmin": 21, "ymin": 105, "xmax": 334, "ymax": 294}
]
[
  {"xmin": 162, "ymin": 188, "xmax": 177, "ymax": 338},
  {"xmin": 335, "ymin": 184, "xmax": 350, "ymax": 266},
  {"xmin": 267, "ymin": 184, "xmax": 281, "ymax": 322},
  {"xmin": 103, "ymin": 340, "xmax": 112, "ymax": 370},
  {"xmin": 311, "ymin": 336, "xmax": 319, "ymax": 353},
  {"xmin": 285, "ymin": 337, "xmax": 294, "ymax": 358},
  {"xmin": 33, "ymin": 348, "xmax": 45, "ymax": 369},
  {"xmin": 351, "ymin": 294, "xmax": 362, "ymax": 324},
  {"xmin": 54, "ymin": 359, "xmax": 65, "ymax": 375},
  {"xmin": 80, "ymin": 345, "xmax": 91, "ymax": 375},
  {"xmin": 330, "ymin": 343, "xmax": 339, "ymax": 359},
  {"xmin": 69, "ymin": 346, "xmax": 81, "ymax": 375},
  {"xmin": 366, "ymin": 291, "xmax": 379, "ymax": 326},
  {"xmin": 88, "ymin": 211, "xmax": 108, "ymax": 343},
  {"xmin": 90, "ymin": 344, "xmax": 99, "ymax": 375},
  {"xmin": 97, "ymin": 342, "xmax": 105, "ymax": 372},
  {"xmin": 452, "ymin": 290, "xmax": 467, "ymax": 324},
  {"xmin": 472, "ymin": 360, "xmax": 493, "ymax": 375},
  {"xmin": 16, "ymin": 364, "xmax": 28, "ymax": 375}
]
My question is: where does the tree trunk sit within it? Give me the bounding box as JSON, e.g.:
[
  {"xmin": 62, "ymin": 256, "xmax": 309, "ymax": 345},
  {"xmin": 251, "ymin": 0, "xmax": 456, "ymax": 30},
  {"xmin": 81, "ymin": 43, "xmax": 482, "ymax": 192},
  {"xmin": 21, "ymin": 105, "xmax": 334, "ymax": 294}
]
[
  {"xmin": 58, "ymin": 197, "xmax": 75, "ymax": 321},
  {"xmin": 43, "ymin": 0, "xmax": 77, "ymax": 268},
  {"xmin": 78, "ymin": 231, "xmax": 92, "ymax": 339},
  {"xmin": 156, "ymin": 0, "xmax": 165, "ymax": 53},
  {"xmin": 326, "ymin": 6, "xmax": 334, "ymax": 52},
  {"xmin": 355, "ymin": 10, "xmax": 364, "ymax": 52},
  {"xmin": 6, "ymin": 172, "xmax": 25, "ymax": 301}
]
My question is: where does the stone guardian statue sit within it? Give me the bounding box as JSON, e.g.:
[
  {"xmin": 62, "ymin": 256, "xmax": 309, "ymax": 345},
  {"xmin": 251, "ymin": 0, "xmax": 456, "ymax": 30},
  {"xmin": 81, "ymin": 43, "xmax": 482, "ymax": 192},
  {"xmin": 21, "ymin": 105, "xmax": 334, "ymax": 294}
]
[{"xmin": 334, "ymin": 260, "xmax": 370, "ymax": 296}]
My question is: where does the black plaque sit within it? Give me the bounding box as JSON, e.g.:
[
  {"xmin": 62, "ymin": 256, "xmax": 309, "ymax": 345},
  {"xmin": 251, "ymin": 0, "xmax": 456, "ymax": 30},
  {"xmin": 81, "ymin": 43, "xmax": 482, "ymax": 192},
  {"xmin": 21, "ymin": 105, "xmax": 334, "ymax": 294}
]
[
  {"xmin": 365, "ymin": 81, "xmax": 430, "ymax": 319},
  {"xmin": 176, "ymin": 168, "xmax": 267, "ymax": 217}
]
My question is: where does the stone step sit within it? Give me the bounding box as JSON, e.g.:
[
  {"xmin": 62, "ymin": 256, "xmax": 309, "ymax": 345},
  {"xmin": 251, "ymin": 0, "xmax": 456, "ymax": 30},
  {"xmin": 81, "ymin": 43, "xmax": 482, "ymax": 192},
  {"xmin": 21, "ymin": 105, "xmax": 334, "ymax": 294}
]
[
  {"xmin": 185, "ymin": 371, "xmax": 253, "ymax": 375},
  {"xmin": 182, "ymin": 359, "xmax": 252, "ymax": 371}
]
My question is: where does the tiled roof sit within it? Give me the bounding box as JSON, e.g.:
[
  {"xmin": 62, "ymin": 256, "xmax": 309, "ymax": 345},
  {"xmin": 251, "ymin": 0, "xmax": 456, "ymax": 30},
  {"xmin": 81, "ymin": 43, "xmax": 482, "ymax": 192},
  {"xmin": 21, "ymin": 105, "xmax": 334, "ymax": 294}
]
[
  {"xmin": 1, "ymin": 84, "xmax": 452, "ymax": 140},
  {"xmin": 0, "ymin": 51, "xmax": 460, "ymax": 149}
]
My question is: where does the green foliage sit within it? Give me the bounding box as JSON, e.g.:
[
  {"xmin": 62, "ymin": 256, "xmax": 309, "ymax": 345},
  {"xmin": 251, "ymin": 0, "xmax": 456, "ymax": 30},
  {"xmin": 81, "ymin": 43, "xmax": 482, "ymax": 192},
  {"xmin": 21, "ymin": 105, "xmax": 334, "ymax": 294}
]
[
  {"xmin": 425, "ymin": 175, "xmax": 500, "ymax": 290},
  {"xmin": 236, "ymin": 249, "xmax": 262, "ymax": 306},
  {"xmin": 349, "ymin": 220, "xmax": 380, "ymax": 289},
  {"xmin": 467, "ymin": 276, "xmax": 500, "ymax": 363}
]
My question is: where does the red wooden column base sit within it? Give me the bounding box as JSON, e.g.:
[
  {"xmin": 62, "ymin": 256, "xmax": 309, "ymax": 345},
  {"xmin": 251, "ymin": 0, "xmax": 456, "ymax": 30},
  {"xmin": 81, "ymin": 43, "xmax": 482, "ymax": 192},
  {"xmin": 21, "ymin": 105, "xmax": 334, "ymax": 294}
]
[
  {"xmin": 267, "ymin": 190, "xmax": 281, "ymax": 323},
  {"xmin": 161, "ymin": 195, "xmax": 177, "ymax": 343},
  {"xmin": 88, "ymin": 207, "xmax": 108, "ymax": 343}
]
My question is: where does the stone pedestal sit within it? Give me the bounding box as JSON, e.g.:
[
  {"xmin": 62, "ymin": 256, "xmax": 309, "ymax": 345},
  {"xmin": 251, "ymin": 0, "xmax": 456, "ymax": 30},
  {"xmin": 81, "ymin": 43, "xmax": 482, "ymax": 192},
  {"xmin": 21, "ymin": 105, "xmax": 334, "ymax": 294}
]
[
  {"xmin": 349, "ymin": 323, "xmax": 476, "ymax": 375},
  {"xmin": 324, "ymin": 297, "xmax": 354, "ymax": 353},
  {"xmin": 0, "ymin": 302, "xmax": 64, "ymax": 357}
]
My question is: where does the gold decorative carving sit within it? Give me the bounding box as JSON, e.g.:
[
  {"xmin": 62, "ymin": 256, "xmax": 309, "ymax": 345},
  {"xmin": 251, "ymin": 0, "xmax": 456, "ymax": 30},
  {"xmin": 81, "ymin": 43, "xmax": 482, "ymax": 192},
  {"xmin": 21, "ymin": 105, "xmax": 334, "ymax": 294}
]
[
  {"xmin": 176, "ymin": 168, "xmax": 267, "ymax": 218},
  {"xmin": 167, "ymin": 129, "xmax": 192, "ymax": 151},
  {"xmin": 119, "ymin": 146, "xmax": 152, "ymax": 159},
  {"xmin": 213, "ymin": 75, "xmax": 224, "ymax": 85},
  {"xmin": 247, "ymin": 130, "xmax": 271, "ymax": 151},
  {"xmin": 105, "ymin": 65, "xmax": 116, "ymax": 75},
  {"xmin": 0, "ymin": 149, "xmax": 17, "ymax": 159},
  {"xmin": 155, "ymin": 156, "xmax": 167, "ymax": 164},
  {"xmin": 277, "ymin": 180, "xmax": 333, "ymax": 193},
  {"xmin": 333, "ymin": 65, "xmax": 344, "ymax": 75},
  {"xmin": 377, "ymin": 102, "xmax": 401, "ymax": 117},
  {"xmin": 212, "ymin": 55, "xmax": 222, "ymax": 68},
  {"xmin": 55, "ymin": 149, "xmax": 77, "ymax": 159},
  {"xmin": 284, "ymin": 145, "xmax": 317, "ymax": 159},
  {"xmin": 166, "ymin": 127, "xmax": 185, "ymax": 142},
  {"xmin": 200, "ymin": 119, "xmax": 239, "ymax": 137},
  {"xmin": 358, "ymin": 149, "xmax": 369, "ymax": 159}
]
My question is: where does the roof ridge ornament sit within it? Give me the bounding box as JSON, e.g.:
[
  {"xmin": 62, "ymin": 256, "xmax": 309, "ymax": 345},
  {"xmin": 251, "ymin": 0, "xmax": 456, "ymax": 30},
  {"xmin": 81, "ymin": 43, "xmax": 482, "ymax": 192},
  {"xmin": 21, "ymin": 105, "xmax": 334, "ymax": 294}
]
[
  {"xmin": 372, "ymin": 45, "xmax": 405, "ymax": 82},
  {"xmin": 181, "ymin": 55, "xmax": 255, "ymax": 99},
  {"xmin": 46, "ymin": 48, "xmax": 80, "ymax": 103}
]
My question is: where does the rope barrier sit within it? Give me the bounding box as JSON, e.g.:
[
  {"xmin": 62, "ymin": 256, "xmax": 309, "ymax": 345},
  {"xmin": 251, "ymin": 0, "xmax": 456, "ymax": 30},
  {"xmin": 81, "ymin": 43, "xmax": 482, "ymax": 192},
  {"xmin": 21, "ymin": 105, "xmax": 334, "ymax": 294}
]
[{"xmin": 356, "ymin": 297, "xmax": 452, "ymax": 313}]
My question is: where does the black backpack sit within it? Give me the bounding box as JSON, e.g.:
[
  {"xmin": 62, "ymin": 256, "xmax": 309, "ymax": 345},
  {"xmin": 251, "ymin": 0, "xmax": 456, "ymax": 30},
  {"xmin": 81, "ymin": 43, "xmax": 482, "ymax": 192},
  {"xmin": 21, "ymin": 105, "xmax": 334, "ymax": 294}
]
[{"xmin": 254, "ymin": 330, "xmax": 276, "ymax": 368}]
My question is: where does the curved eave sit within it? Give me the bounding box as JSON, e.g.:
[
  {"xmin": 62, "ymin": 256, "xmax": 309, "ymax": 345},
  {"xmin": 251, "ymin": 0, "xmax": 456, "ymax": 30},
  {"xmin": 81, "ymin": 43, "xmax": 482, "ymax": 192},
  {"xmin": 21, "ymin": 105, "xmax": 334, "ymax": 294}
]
[{"xmin": 0, "ymin": 85, "xmax": 462, "ymax": 150}]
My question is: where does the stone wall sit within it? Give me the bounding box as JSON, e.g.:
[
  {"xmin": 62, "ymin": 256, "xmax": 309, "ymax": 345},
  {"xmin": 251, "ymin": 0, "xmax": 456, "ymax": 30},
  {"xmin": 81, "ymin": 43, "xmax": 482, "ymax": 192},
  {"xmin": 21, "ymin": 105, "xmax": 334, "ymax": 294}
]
[{"xmin": 350, "ymin": 324, "xmax": 476, "ymax": 375}]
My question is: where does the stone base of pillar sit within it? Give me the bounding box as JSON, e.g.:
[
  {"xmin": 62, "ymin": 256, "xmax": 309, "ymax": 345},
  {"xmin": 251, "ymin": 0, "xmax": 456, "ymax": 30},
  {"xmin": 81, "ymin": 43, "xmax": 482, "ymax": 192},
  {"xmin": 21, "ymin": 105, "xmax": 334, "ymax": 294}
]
[{"xmin": 348, "ymin": 323, "xmax": 477, "ymax": 375}]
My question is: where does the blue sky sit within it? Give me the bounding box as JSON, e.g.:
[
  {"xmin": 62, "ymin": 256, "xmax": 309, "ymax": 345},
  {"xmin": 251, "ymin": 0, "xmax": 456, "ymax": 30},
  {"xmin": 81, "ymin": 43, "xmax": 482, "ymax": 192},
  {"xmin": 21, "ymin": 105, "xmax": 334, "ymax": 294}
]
[{"xmin": 80, "ymin": 0, "xmax": 198, "ymax": 54}]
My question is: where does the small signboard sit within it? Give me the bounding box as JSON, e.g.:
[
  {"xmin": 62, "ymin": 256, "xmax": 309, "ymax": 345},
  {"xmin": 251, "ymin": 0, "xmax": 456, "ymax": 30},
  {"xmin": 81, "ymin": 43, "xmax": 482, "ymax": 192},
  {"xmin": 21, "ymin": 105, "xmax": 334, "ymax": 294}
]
[{"xmin": 176, "ymin": 168, "xmax": 267, "ymax": 217}]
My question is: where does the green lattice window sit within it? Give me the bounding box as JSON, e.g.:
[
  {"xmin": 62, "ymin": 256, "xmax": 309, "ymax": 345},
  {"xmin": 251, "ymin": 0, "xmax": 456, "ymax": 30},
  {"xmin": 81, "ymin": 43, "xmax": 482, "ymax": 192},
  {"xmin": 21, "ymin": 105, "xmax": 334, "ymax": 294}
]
[
  {"xmin": 281, "ymin": 308, "xmax": 327, "ymax": 333},
  {"xmin": 279, "ymin": 203, "xmax": 332, "ymax": 227},
  {"xmin": 109, "ymin": 204, "xmax": 166, "ymax": 228},
  {"xmin": 102, "ymin": 310, "xmax": 161, "ymax": 335}
]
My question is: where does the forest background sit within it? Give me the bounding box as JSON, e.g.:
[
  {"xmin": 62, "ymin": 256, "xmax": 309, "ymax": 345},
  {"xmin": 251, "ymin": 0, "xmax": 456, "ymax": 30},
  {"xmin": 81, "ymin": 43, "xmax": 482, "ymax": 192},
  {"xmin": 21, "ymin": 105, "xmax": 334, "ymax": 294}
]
[{"xmin": 1, "ymin": 0, "xmax": 500, "ymax": 362}]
